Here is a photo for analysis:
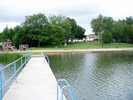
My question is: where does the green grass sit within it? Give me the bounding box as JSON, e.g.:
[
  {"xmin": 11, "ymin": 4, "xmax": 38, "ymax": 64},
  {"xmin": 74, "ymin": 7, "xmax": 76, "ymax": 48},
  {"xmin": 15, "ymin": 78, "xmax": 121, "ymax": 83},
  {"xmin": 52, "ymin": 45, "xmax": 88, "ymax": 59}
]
[
  {"xmin": 0, "ymin": 53, "xmax": 22, "ymax": 64},
  {"xmin": 64, "ymin": 42, "xmax": 133, "ymax": 49},
  {"xmin": 30, "ymin": 42, "xmax": 133, "ymax": 50}
]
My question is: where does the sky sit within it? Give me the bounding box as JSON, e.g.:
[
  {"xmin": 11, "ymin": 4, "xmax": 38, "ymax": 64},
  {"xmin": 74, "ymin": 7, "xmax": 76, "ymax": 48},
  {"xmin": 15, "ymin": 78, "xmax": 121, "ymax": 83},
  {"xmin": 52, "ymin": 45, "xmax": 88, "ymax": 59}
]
[{"xmin": 0, "ymin": 0, "xmax": 133, "ymax": 35}]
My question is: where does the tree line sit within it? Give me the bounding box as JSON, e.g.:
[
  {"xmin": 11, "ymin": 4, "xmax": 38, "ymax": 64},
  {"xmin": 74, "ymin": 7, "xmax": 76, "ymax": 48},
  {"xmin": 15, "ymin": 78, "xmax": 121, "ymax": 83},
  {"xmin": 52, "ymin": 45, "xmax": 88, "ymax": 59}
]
[
  {"xmin": 0, "ymin": 13, "xmax": 85, "ymax": 48},
  {"xmin": 91, "ymin": 15, "xmax": 133, "ymax": 44}
]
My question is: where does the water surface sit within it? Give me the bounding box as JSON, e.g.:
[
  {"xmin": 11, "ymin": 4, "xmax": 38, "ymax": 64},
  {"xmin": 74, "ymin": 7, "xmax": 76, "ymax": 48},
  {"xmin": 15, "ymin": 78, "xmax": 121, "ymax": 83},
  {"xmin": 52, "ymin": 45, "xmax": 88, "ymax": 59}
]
[{"xmin": 49, "ymin": 51, "xmax": 133, "ymax": 100}]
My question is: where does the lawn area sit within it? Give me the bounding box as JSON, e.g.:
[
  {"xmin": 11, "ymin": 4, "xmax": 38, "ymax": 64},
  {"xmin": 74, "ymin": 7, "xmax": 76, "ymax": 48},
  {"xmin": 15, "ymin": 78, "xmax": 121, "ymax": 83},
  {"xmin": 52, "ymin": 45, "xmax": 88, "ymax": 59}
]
[{"xmin": 30, "ymin": 42, "xmax": 133, "ymax": 50}]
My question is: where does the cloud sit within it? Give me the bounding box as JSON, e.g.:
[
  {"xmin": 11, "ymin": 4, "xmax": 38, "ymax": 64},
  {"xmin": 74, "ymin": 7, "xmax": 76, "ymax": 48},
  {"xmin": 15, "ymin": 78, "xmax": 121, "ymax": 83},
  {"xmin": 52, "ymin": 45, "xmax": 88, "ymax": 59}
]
[
  {"xmin": 0, "ymin": 0, "xmax": 133, "ymax": 34},
  {"xmin": 0, "ymin": 22, "xmax": 20, "ymax": 32}
]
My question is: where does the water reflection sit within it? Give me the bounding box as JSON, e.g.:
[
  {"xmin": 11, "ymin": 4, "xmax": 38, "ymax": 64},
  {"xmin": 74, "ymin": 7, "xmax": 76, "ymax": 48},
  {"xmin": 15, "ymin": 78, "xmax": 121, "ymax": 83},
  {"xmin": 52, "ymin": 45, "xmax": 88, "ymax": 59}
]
[
  {"xmin": 49, "ymin": 53, "xmax": 85, "ymax": 81},
  {"xmin": 49, "ymin": 51, "xmax": 133, "ymax": 100}
]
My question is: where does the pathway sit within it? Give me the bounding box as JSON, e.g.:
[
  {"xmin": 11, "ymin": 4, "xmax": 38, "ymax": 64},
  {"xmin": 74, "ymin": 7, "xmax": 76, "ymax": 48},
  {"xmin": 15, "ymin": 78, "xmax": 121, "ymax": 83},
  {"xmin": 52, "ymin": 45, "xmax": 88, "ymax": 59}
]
[{"xmin": 3, "ymin": 56, "xmax": 57, "ymax": 100}]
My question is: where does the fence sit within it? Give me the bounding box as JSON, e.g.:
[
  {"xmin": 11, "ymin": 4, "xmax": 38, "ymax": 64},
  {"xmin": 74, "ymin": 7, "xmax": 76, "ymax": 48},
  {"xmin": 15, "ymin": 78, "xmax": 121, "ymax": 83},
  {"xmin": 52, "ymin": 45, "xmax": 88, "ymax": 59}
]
[
  {"xmin": 0, "ymin": 53, "xmax": 31, "ymax": 100},
  {"xmin": 44, "ymin": 54, "xmax": 77, "ymax": 100}
]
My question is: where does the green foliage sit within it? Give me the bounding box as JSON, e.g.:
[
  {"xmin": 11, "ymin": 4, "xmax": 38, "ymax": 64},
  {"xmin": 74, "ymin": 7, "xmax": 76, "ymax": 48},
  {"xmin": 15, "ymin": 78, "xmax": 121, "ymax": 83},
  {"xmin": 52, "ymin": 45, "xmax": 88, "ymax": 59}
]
[
  {"xmin": 44, "ymin": 24, "xmax": 65, "ymax": 45},
  {"xmin": 0, "ymin": 33, "xmax": 2, "ymax": 42},
  {"xmin": 102, "ymin": 32, "xmax": 112, "ymax": 43},
  {"xmin": 12, "ymin": 26, "xmax": 25, "ymax": 48},
  {"xmin": 1, "ymin": 27, "xmax": 15, "ymax": 41},
  {"xmin": 91, "ymin": 15, "xmax": 104, "ymax": 35},
  {"xmin": 75, "ymin": 25, "xmax": 86, "ymax": 39},
  {"xmin": 91, "ymin": 15, "xmax": 133, "ymax": 44},
  {"xmin": 22, "ymin": 13, "xmax": 49, "ymax": 47},
  {"xmin": 1, "ymin": 13, "xmax": 86, "ymax": 48},
  {"xmin": 49, "ymin": 16, "xmax": 72, "ymax": 44}
]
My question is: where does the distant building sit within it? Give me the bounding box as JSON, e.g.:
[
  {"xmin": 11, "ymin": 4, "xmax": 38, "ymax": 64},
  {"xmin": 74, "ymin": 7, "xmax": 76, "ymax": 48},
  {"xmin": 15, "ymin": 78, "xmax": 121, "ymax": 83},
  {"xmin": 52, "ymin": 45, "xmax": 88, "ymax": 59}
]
[
  {"xmin": 19, "ymin": 44, "xmax": 29, "ymax": 51},
  {"xmin": 85, "ymin": 34, "xmax": 97, "ymax": 41}
]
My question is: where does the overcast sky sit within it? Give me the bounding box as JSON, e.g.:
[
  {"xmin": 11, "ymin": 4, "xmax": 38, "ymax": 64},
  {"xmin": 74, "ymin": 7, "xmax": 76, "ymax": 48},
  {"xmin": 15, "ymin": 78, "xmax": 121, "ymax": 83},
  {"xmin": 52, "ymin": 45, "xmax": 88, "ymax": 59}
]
[{"xmin": 0, "ymin": 0, "xmax": 133, "ymax": 34}]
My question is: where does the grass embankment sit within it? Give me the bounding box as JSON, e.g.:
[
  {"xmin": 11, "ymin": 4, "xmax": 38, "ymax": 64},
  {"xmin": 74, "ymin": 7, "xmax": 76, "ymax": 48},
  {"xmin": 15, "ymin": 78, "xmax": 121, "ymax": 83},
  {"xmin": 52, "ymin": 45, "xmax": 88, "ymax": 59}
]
[
  {"xmin": 30, "ymin": 42, "xmax": 133, "ymax": 50},
  {"xmin": 0, "ymin": 53, "xmax": 21, "ymax": 64}
]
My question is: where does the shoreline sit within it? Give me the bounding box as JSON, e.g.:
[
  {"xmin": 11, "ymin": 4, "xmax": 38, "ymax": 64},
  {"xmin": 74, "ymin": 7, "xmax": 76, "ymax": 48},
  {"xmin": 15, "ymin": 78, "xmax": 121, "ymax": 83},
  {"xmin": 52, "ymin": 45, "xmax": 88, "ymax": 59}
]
[
  {"xmin": 31, "ymin": 48, "xmax": 133, "ymax": 55},
  {"xmin": 1, "ymin": 48, "xmax": 133, "ymax": 54}
]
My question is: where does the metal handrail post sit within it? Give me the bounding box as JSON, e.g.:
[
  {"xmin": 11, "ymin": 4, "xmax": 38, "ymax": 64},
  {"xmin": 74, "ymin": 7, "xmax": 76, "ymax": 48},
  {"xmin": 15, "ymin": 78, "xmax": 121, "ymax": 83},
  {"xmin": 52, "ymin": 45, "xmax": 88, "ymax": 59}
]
[
  {"xmin": 25, "ymin": 56, "xmax": 26, "ymax": 64},
  {"xmin": 57, "ymin": 79, "xmax": 77, "ymax": 100},
  {"xmin": 57, "ymin": 86, "xmax": 64, "ymax": 100},
  {"xmin": 13, "ymin": 62, "xmax": 16, "ymax": 76},
  {"xmin": 1, "ymin": 70, "xmax": 5, "ymax": 98},
  {"xmin": 21, "ymin": 57, "xmax": 22, "ymax": 67},
  {"xmin": 57, "ymin": 85, "xmax": 59, "ymax": 100},
  {"xmin": 0, "ymin": 72, "xmax": 2, "ymax": 100},
  {"xmin": 61, "ymin": 88, "xmax": 63, "ymax": 100}
]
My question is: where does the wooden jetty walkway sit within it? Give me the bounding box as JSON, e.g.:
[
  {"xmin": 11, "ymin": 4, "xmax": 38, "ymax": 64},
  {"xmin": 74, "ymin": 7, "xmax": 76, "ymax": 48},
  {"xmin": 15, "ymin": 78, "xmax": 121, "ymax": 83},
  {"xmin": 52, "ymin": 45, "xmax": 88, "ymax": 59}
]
[{"xmin": 3, "ymin": 56, "xmax": 58, "ymax": 100}]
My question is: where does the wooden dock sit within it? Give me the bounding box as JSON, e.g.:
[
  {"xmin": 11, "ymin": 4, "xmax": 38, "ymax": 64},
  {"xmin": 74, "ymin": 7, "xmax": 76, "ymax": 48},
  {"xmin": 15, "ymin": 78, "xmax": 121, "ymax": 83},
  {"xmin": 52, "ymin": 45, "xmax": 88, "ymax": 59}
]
[{"xmin": 3, "ymin": 56, "xmax": 58, "ymax": 100}]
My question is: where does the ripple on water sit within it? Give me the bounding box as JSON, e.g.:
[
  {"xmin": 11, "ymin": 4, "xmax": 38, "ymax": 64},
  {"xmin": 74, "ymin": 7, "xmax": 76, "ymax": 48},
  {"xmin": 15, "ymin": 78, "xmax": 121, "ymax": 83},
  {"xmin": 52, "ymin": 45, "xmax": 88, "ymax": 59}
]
[{"xmin": 49, "ymin": 52, "xmax": 133, "ymax": 100}]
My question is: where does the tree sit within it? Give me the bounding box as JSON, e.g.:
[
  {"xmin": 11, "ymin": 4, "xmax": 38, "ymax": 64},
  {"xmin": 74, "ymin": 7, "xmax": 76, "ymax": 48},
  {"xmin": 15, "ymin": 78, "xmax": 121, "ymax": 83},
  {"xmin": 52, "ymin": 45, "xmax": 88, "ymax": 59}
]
[
  {"xmin": 111, "ymin": 17, "xmax": 133, "ymax": 43},
  {"xmin": 91, "ymin": 15, "xmax": 113, "ymax": 35},
  {"xmin": 13, "ymin": 26, "xmax": 26, "ymax": 48},
  {"xmin": 102, "ymin": 32, "xmax": 112, "ymax": 43},
  {"xmin": 91, "ymin": 15, "xmax": 104, "ymax": 35},
  {"xmin": 49, "ymin": 16, "xmax": 72, "ymax": 45},
  {"xmin": 44, "ymin": 24, "xmax": 65, "ymax": 45},
  {"xmin": 1, "ymin": 13, "xmax": 86, "ymax": 48},
  {"xmin": 112, "ymin": 20, "xmax": 126, "ymax": 42},
  {"xmin": 2, "ymin": 26, "xmax": 14, "ymax": 41},
  {"xmin": 125, "ymin": 17, "xmax": 133, "ymax": 43},
  {"xmin": 75, "ymin": 25, "xmax": 86, "ymax": 39},
  {"xmin": 91, "ymin": 15, "xmax": 133, "ymax": 44},
  {"xmin": 67, "ymin": 18, "xmax": 86, "ymax": 40},
  {"xmin": 22, "ymin": 13, "xmax": 48, "ymax": 47},
  {"xmin": 0, "ymin": 33, "xmax": 2, "ymax": 42},
  {"xmin": 66, "ymin": 18, "xmax": 77, "ymax": 40},
  {"xmin": 91, "ymin": 15, "xmax": 105, "ymax": 46}
]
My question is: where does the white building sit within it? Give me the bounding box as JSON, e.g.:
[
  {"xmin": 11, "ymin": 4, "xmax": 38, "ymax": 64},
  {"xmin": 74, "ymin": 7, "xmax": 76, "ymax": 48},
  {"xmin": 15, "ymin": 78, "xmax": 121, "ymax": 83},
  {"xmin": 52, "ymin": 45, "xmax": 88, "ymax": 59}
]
[{"xmin": 85, "ymin": 34, "xmax": 97, "ymax": 41}]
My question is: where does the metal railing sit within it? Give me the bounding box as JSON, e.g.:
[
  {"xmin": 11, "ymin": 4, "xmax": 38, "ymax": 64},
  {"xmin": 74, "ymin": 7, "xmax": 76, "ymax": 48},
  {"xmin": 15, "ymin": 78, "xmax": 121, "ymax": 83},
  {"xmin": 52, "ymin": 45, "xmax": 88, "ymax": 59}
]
[
  {"xmin": 57, "ymin": 79, "xmax": 77, "ymax": 100},
  {"xmin": 0, "ymin": 53, "xmax": 31, "ymax": 100},
  {"xmin": 43, "ymin": 53, "xmax": 50, "ymax": 64},
  {"xmin": 43, "ymin": 54, "xmax": 77, "ymax": 100}
]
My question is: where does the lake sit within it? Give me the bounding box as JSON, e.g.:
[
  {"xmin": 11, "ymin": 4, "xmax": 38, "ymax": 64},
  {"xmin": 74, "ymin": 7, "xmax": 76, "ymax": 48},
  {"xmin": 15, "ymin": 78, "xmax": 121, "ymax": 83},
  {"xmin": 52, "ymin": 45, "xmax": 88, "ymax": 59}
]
[{"xmin": 49, "ymin": 51, "xmax": 133, "ymax": 100}]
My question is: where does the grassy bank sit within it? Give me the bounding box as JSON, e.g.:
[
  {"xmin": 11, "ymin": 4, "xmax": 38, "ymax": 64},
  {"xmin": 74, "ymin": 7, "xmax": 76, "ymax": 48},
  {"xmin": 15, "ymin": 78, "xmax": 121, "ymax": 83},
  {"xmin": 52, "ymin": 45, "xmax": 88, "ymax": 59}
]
[
  {"xmin": 0, "ymin": 42, "xmax": 133, "ymax": 55},
  {"xmin": 30, "ymin": 42, "xmax": 133, "ymax": 50},
  {"xmin": 0, "ymin": 53, "xmax": 21, "ymax": 64}
]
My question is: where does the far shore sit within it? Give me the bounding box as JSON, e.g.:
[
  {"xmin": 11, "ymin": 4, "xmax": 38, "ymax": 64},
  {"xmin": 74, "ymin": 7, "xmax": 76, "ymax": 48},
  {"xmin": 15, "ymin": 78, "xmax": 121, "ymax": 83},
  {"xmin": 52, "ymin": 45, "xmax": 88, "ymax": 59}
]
[
  {"xmin": 30, "ymin": 48, "xmax": 133, "ymax": 54},
  {"xmin": 0, "ymin": 48, "xmax": 133, "ymax": 54}
]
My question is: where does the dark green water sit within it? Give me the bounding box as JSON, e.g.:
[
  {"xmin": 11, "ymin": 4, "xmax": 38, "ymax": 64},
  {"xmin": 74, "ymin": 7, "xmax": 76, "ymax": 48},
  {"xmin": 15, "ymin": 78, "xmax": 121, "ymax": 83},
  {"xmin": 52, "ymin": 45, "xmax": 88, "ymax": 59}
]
[{"xmin": 49, "ymin": 51, "xmax": 133, "ymax": 100}]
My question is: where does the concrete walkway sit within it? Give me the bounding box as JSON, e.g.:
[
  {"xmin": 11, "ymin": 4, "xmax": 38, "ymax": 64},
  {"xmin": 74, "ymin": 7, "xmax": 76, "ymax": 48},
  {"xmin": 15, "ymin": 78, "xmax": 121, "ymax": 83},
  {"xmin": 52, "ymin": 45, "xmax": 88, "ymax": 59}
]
[{"xmin": 4, "ymin": 56, "xmax": 57, "ymax": 100}]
